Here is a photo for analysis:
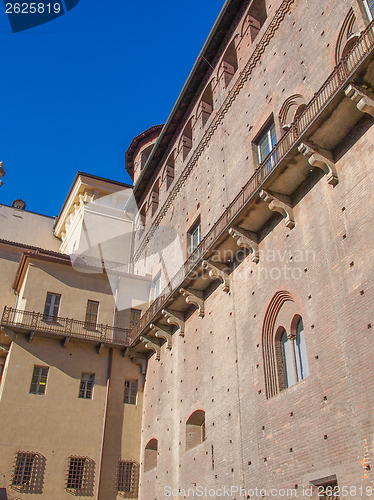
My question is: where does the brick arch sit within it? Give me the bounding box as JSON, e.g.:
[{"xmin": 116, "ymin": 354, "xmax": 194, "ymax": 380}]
[
  {"xmin": 278, "ymin": 94, "xmax": 307, "ymax": 130},
  {"xmin": 335, "ymin": 8, "xmax": 359, "ymax": 64},
  {"xmin": 262, "ymin": 290, "xmax": 295, "ymax": 399}
]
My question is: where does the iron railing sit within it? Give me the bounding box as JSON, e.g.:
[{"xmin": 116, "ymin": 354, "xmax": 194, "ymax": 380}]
[
  {"xmin": 1, "ymin": 306, "xmax": 130, "ymax": 346},
  {"xmin": 130, "ymin": 21, "xmax": 374, "ymax": 343}
]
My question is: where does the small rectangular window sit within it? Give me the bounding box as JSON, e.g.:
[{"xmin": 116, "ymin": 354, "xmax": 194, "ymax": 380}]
[
  {"xmin": 124, "ymin": 380, "xmax": 138, "ymax": 405},
  {"xmin": 43, "ymin": 292, "xmax": 61, "ymax": 322},
  {"xmin": 311, "ymin": 476, "xmax": 339, "ymax": 499},
  {"xmin": 67, "ymin": 457, "xmax": 85, "ymax": 490},
  {"xmin": 129, "ymin": 308, "xmax": 141, "ymax": 328},
  {"xmin": 79, "ymin": 373, "xmax": 95, "ymax": 399},
  {"xmin": 85, "ymin": 300, "xmax": 99, "ymax": 330},
  {"xmin": 12, "ymin": 452, "xmax": 35, "ymax": 487},
  {"xmin": 188, "ymin": 219, "xmax": 201, "ymax": 255},
  {"xmin": 29, "ymin": 366, "xmax": 49, "ymax": 395},
  {"xmin": 117, "ymin": 461, "xmax": 139, "ymax": 496},
  {"xmin": 258, "ymin": 122, "xmax": 277, "ymax": 168}
]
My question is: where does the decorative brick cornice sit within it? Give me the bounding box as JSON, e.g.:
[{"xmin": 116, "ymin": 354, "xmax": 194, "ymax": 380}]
[{"xmin": 133, "ymin": 0, "xmax": 296, "ymax": 262}]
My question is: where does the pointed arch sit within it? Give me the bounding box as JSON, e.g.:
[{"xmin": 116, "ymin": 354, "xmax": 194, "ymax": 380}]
[
  {"xmin": 335, "ymin": 8, "xmax": 359, "ymax": 64},
  {"xmin": 278, "ymin": 94, "xmax": 307, "ymax": 130},
  {"xmin": 262, "ymin": 290, "xmax": 294, "ymax": 398}
]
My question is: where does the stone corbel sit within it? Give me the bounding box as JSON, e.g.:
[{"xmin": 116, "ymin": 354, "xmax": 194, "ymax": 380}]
[
  {"xmin": 298, "ymin": 143, "xmax": 338, "ymax": 186},
  {"xmin": 150, "ymin": 323, "xmax": 173, "ymax": 350},
  {"xmin": 131, "ymin": 356, "xmax": 147, "ymax": 375},
  {"xmin": 27, "ymin": 331, "xmax": 35, "ymax": 343},
  {"xmin": 96, "ymin": 342, "xmax": 105, "ymax": 354},
  {"xmin": 345, "ymin": 84, "xmax": 374, "ymax": 117},
  {"xmin": 140, "ymin": 336, "xmax": 161, "ymax": 361},
  {"xmin": 62, "ymin": 336, "xmax": 71, "ymax": 348},
  {"xmin": 1, "ymin": 327, "xmax": 16, "ymax": 340},
  {"xmin": 161, "ymin": 309, "xmax": 185, "ymax": 337},
  {"xmin": 259, "ymin": 190, "xmax": 295, "ymax": 228},
  {"xmin": 0, "ymin": 344, "xmax": 9, "ymax": 354},
  {"xmin": 179, "ymin": 288, "xmax": 205, "ymax": 317},
  {"xmin": 202, "ymin": 260, "xmax": 230, "ymax": 292},
  {"xmin": 228, "ymin": 227, "xmax": 260, "ymax": 263}
]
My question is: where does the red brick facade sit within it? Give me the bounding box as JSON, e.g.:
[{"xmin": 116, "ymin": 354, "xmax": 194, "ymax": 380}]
[{"xmin": 126, "ymin": 0, "xmax": 374, "ymax": 497}]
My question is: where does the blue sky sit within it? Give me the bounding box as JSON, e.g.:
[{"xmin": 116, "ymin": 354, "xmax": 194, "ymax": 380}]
[{"xmin": 0, "ymin": 0, "xmax": 225, "ymax": 216}]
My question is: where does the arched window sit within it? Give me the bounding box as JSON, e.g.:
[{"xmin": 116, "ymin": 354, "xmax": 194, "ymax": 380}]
[
  {"xmin": 140, "ymin": 144, "xmax": 154, "ymax": 171},
  {"xmin": 218, "ymin": 39, "xmax": 238, "ymax": 88},
  {"xmin": 262, "ymin": 291, "xmax": 309, "ymax": 398},
  {"xmin": 164, "ymin": 151, "xmax": 175, "ymax": 190},
  {"xmin": 280, "ymin": 319, "xmax": 309, "ymax": 389},
  {"xmin": 186, "ymin": 410, "xmax": 205, "ymax": 450},
  {"xmin": 198, "ymin": 82, "xmax": 214, "ymax": 127},
  {"xmin": 149, "ymin": 180, "xmax": 159, "ymax": 217},
  {"xmin": 144, "ymin": 439, "xmax": 158, "ymax": 472},
  {"xmin": 179, "ymin": 118, "xmax": 193, "ymax": 161}
]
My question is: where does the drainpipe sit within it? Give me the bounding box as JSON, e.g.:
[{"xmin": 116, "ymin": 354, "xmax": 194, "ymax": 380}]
[
  {"xmin": 96, "ymin": 347, "xmax": 113, "ymax": 500},
  {"xmin": 11, "ymin": 290, "xmax": 19, "ymax": 322},
  {"xmin": 96, "ymin": 274, "xmax": 120, "ymax": 499}
]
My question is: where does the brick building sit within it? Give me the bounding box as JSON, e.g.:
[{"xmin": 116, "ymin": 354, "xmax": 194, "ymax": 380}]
[
  {"xmin": 1, "ymin": 0, "xmax": 374, "ymax": 498},
  {"xmin": 125, "ymin": 0, "xmax": 374, "ymax": 498}
]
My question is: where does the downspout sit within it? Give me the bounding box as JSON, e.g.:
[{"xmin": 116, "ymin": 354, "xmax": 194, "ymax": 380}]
[
  {"xmin": 96, "ymin": 347, "xmax": 113, "ymax": 500},
  {"xmin": 11, "ymin": 290, "xmax": 19, "ymax": 322},
  {"xmin": 96, "ymin": 274, "xmax": 120, "ymax": 499}
]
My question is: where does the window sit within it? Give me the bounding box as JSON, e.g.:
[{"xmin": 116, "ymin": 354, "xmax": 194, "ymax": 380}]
[
  {"xmin": 311, "ymin": 476, "xmax": 339, "ymax": 499},
  {"xmin": 140, "ymin": 144, "xmax": 154, "ymax": 170},
  {"xmin": 12, "ymin": 452, "xmax": 35, "ymax": 487},
  {"xmin": 85, "ymin": 300, "xmax": 99, "ymax": 329},
  {"xmin": 153, "ymin": 273, "xmax": 161, "ymax": 300},
  {"xmin": 79, "ymin": 373, "xmax": 95, "ymax": 399},
  {"xmin": 124, "ymin": 380, "xmax": 138, "ymax": 404},
  {"xmin": 43, "ymin": 292, "xmax": 60, "ymax": 322},
  {"xmin": 188, "ymin": 219, "xmax": 201, "ymax": 255},
  {"xmin": 130, "ymin": 309, "xmax": 141, "ymax": 328},
  {"xmin": 164, "ymin": 151, "xmax": 175, "ymax": 190},
  {"xmin": 29, "ymin": 366, "xmax": 49, "ymax": 395},
  {"xmin": 363, "ymin": 0, "xmax": 374, "ymax": 20},
  {"xmin": 219, "ymin": 39, "xmax": 238, "ymax": 87},
  {"xmin": 186, "ymin": 410, "xmax": 206, "ymax": 451},
  {"xmin": 280, "ymin": 319, "xmax": 309, "ymax": 389},
  {"xmin": 150, "ymin": 181, "xmax": 159, "ymax": 216},
  {"xmin": 117, "ymin": 461, "xmax": 139, "ymax": 497},
  {"xmin": 179, "ymin": 118, "xmax": 193, "ymax": 161},
  {"xmin": 67, "ymin": 457, "xmax": 85, "ymax": 490},
  {"xmin": 144, "ymin": 439, "xmax": 158, "ymax": 472},
  {"xmin": 257, "ymin": 121, "xmax": 277, "ymax": 171}
]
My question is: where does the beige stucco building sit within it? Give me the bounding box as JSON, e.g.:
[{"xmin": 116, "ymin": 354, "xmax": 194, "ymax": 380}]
[{"xmin": 0, "ymin": 174, "xmax": 148, "ymax": 499}]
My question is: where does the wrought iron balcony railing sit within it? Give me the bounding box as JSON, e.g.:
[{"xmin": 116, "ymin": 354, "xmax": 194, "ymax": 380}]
[
  {"xmin": 130, "ymin": 21, "xmax": 374, "ymax": 343},
  {"xmin": 1, "ymin": 306, "xmax": 130, "ymax": 346}
]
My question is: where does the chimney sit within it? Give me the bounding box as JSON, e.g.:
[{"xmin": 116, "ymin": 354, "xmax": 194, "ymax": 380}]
[{"xmin": 12, "ymin": 199, "xmax": 26, "ymax": 210}]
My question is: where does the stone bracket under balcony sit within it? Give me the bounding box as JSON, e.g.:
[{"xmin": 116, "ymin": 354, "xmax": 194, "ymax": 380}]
[
  {"xmin": 130, "ymin": 355, "xmax": 147, "ymax": 375},
  {"xmin": 202, "ymin": 260, "xmax": 230, "ymax": 292},
  {"xmin": 298, "ymin": 143, "xmax": 338, "ymax": 186},
  {"xmin": 228, "ymin": 226, "xmax": 260, "ymax": 263},
  {"xmin": 345, "ymin": 83, "xmax": 374, "ymax": 117},
  {"xmin": 259, "ymin": 190, "xmax": 295, "ymax": 228},
  {"xmin": 140, "ymin": 336, "xmax": 161, "ymax": 361},
  {"xmin": 179, "ymin": 288, "xmax": 205, "ymax": 317},
  {"xmin": 150, "ymin": 323, "xmax": 173, "ymax": 350},
  {"xmin": 161, "ymin": 309, "xmax": 185, "ymax": 337},
  {"xmin": 0, "ymin": 343, "xmax": 10, "ymax": 354}
]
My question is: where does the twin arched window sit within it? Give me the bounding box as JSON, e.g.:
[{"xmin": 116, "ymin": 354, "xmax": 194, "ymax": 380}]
[{"xmin": 279, "ymin": 318, "xmax": 309, "ymax": 389}]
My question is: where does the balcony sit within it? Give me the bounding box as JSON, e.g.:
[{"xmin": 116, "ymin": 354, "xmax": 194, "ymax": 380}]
[
  {"xmin": 129, "ymin": 21, "xmax": 374, "ymax": 359},
  {"xmin": 1, "ymin": 306, "xmax": 130, "ymax": 350}
]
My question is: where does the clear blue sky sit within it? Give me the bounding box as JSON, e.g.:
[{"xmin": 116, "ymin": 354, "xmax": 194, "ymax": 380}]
[{"xmin": 0, "ymin": 0, "xmax": 225, "ymax": 216}]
